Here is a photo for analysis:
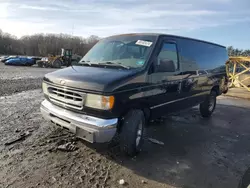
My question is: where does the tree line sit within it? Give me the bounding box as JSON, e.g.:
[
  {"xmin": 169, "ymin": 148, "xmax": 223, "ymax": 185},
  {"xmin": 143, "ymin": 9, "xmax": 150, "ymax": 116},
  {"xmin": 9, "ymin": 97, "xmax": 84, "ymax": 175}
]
[
  {"xmin": 227, "ymin": 46, "xmax": 250, "ymax": 57},
  {"xmin": 0, "ymin": 29, "xmax": 99, "ymax": 57},
  {"xmin": 1, "ymin": 29, "xmax": 250, "ymax": 57}
]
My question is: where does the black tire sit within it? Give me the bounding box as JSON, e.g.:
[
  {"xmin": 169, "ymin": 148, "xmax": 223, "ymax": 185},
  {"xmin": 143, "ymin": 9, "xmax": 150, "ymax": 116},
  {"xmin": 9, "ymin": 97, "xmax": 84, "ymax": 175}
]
[
  {"xmin": 238, "ymin": 167, "xmax": 250, "ymax": 188},
  {"xmin": 24, "ymin": 62, "xmax": 31, "ymax": 66},
  {"xmin": 37, "ymin": 61, "xmax": 44, "ymax": 67},
  {"xmin": 44, "ymin": 62, "xmax": 50, "ymax": 68},
  {"xmin": 199, "ymin": 90, "xmax": 217, "ymax": 118},
  {"xmin": 119, "ymin": 109, "xmax": 145, "ymax": 156},
  {"xmin": 52, "ymin": 59, "xmax": 62, "ymax": 68},
  {"xmin": 222, "ymin": 87, "xmax": 228, "ymax": 94}
]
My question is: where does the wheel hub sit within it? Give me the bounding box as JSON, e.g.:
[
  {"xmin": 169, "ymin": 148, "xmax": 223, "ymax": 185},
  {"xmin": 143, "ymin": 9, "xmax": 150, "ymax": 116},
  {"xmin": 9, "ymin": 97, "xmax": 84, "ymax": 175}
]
[
  {"xmin": 136, "ymin": 121, "xmax": 142, "ymax": 147},
  {"xmin": 209, "ymin": 96, "xmax": 215, "ymax": 111}
]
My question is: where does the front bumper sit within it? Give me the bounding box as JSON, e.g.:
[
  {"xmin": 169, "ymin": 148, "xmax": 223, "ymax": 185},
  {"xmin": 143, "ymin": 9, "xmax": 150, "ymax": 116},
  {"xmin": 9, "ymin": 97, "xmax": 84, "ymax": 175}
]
[{"xmin": 40, "ymin": 100, "xmax": 118, "ymax": 143}]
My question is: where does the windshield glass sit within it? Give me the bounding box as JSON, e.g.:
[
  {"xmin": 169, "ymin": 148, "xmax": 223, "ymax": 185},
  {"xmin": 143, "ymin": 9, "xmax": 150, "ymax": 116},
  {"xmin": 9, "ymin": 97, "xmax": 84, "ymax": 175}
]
[{"xmin": 78, "ymin": 35, "xmax": 157, "ymax": 69}]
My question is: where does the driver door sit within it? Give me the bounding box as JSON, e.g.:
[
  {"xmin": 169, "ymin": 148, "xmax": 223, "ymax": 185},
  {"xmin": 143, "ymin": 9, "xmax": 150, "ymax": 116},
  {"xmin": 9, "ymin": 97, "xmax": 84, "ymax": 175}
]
[{"xmin": 148, "ymin": 38, "xmax": 183, "ymax": 119}]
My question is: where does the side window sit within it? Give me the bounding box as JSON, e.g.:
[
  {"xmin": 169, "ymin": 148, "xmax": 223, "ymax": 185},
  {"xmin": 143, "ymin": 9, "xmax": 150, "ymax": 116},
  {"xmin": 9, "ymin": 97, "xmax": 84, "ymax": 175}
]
[{"xmin": 158, "ymin": 42, "xmax": 178, "ymax": 71}]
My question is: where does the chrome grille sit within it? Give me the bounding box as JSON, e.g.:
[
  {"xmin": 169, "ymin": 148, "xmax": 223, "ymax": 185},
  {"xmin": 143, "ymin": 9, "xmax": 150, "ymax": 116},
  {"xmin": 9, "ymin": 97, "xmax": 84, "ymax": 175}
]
[{"xmin": 47, "ymin": 85, "xmax": 85, "ymax": 110}]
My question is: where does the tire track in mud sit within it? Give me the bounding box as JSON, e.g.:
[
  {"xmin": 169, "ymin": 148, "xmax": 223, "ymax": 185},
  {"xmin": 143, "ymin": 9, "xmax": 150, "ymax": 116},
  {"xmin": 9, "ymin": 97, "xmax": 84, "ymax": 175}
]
[{"xmin": 0, "ymin": 90, "xmax": 121, "ymax": 188}]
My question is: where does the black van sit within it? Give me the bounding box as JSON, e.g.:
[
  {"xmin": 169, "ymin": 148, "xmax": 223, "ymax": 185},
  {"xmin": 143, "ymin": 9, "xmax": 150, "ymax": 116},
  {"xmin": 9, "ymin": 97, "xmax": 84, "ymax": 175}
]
[{"xmin": 40, "ymin": 33, "xmax": 229, "ymax": 156}]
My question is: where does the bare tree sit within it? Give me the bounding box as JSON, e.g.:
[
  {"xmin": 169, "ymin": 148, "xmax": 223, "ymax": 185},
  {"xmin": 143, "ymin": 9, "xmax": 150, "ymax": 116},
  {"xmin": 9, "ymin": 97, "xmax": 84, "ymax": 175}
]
[
  {"xmin": 0, "ymin": 29, "xmax": 100, "ymax": 57},
  {"xmin": 227, "ymin": 46, "xmax": 250, "ymax": 57}
]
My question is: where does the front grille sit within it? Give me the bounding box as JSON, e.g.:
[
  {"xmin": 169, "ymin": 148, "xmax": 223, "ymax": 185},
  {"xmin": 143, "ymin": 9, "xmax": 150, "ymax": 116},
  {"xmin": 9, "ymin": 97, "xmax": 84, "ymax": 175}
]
[{"xmin": 47, "ymin": 85, "xmax": 85, "ymax": 110}]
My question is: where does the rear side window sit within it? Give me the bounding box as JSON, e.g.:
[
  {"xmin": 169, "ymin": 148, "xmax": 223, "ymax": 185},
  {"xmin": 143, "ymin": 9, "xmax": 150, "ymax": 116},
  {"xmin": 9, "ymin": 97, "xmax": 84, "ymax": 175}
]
[
  {"xmin": 158, "ymin": 43, "xmax": 178, "ymax": 70},
  {"xmin": 179, "ymin": 39, "xmax": 228, "ymax": 72}
]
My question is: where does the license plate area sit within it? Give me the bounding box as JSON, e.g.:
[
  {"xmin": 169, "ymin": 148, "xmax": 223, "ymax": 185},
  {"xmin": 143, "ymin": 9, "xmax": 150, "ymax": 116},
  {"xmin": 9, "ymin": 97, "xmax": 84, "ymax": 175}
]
[{"xmin": 76, "ymin": 127, "xmax": 95, "ymax": 143}]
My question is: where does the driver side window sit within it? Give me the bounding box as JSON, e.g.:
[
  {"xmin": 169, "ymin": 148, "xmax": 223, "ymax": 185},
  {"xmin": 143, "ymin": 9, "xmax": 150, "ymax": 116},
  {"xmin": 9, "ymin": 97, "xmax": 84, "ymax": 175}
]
[{"xmin": 158, "ymin": 42, "xmax": 178, "ymax": 71}]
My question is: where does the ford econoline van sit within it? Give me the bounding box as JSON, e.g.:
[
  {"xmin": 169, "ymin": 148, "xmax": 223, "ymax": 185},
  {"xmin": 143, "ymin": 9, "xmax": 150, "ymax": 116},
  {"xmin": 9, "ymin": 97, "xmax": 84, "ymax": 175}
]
[{"xmin": 41, "ymin": 33, "xmax": 229, "ymax": 156}]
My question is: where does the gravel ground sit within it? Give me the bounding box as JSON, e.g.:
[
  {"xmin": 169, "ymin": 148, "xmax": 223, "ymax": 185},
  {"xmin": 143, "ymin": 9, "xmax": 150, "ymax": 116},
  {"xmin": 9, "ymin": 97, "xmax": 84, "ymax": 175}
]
[
  {"xmin": 1, "ymin": 65, "xmax": 250, "ymax": 188},
  {"xmin": 0, "ymin": 78, "xmax": 44, "ymax": 96},
  {"xmin": 0, "ymin": 63, "xmax": 56, "ymax": 80},
  {"xmin": 0, "ymin": 63, "xmax": 55, "ymax": 96}
]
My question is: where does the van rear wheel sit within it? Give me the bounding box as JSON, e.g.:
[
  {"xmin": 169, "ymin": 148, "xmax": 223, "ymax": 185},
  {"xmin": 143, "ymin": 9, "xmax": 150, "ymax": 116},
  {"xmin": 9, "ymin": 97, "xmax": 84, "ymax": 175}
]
[
  {"xmin": 119, "ymin": 109, "xmax": 145, "ymax": 156},
  {"xmin": 200, "ymin": 91, "xmax": 217, "ymax": 118}
]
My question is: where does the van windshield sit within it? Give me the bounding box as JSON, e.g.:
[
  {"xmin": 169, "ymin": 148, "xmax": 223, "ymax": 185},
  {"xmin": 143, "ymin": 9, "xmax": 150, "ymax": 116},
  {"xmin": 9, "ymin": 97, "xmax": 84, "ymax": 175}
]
[{"xmin": 79, "ymin": 35, "xmax": 157, "ymax": 69}]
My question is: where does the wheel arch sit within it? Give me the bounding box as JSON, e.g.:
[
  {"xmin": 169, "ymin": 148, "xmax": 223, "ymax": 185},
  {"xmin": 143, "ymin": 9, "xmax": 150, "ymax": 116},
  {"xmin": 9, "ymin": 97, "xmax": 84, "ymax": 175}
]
[
  {"xmin": 211, "ymin": 85, "xmax": 220, "ymax": 96},
  {"xmin": 117, "ymin": 102, "xmax": 151, "ymax": 132}
]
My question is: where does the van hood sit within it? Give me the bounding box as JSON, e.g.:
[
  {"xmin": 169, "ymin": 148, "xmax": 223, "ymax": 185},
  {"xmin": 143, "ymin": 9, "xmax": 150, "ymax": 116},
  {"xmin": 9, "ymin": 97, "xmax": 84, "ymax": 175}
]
[{"xmin": 43, "ymin": 66, "xmax": 140, "ymax": 93}]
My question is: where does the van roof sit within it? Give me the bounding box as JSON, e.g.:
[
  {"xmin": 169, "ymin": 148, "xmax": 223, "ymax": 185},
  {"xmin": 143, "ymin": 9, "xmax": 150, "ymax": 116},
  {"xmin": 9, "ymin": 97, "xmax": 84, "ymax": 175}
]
[{"xmin": 108, "ymin": 33, "xmax": 226, "ymax": 48}]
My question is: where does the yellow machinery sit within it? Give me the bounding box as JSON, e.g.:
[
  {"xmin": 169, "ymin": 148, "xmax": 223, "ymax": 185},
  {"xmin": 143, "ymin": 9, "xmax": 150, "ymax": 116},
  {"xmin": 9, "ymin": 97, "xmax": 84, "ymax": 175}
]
[
  {"xmin": 226, "ymin": 56, "xmax": 250, "ymax": 91},
  {"xmin": 37, "ymin": 48, "xmax": 73, "ymax": 68}
]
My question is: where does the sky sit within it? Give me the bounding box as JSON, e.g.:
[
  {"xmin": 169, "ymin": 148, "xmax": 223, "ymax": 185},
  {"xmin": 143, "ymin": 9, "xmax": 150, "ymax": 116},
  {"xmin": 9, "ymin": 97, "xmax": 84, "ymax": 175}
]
[{"xmin": 0, "ymin": 0, "xmax": 250, "ymax": 49}]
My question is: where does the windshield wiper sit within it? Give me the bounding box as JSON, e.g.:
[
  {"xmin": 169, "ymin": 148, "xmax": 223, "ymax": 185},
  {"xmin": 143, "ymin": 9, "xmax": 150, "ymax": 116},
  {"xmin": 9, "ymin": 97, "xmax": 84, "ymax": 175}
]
[{"xmin": 98, "ymin": 61, "xmax": 130, "ymax": 69}]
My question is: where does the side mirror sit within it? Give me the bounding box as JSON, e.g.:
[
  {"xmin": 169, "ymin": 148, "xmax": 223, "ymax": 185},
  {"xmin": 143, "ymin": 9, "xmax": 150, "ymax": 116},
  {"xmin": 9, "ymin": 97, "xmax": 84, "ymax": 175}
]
[{"xmin": 155, "ymin": 59, "xmax": 176, "ymax": 73}]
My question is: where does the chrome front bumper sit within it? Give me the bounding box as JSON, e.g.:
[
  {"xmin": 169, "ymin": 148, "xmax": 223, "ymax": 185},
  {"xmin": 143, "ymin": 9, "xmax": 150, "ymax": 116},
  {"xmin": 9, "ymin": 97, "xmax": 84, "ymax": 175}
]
[{"xmin": 40, "ymin": 100, "xmax": 118, "ymax": 143}]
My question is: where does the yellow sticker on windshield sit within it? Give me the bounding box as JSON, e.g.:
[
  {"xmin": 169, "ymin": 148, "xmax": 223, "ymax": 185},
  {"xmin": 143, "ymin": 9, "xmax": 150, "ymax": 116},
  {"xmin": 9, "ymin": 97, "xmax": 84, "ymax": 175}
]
[{"xmin": 135, "ymin": 40, "xmax": 152, "ymax": 47}]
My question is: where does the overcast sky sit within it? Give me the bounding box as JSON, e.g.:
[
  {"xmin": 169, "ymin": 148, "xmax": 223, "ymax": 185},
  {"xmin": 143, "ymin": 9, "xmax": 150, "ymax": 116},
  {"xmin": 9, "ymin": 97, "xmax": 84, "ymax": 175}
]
[{"xmin": 0, "ymin": 0, "xmax": 250, "ymax": 48}]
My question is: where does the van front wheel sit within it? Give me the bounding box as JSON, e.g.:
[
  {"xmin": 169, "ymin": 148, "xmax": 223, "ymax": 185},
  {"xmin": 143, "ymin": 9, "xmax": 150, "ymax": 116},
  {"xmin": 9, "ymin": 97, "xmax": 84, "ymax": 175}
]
[
  {"xmin": 119, "ymin": 109, "xmax": 145, "ymax": 156},
  {"xmin": 200, "ymin": 91, "xmax": 217, "ymax": 118}
]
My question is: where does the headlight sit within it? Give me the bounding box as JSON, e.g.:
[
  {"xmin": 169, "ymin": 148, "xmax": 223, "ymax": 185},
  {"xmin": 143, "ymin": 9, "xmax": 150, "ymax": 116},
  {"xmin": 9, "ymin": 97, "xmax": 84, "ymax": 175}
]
[
  {"xmin": 42, "ymin": 82, "xmax": 49, "ymax": 95},
  {"xmin": 85, "ymin": 94, "xmax": 115, "ymax": 110}
]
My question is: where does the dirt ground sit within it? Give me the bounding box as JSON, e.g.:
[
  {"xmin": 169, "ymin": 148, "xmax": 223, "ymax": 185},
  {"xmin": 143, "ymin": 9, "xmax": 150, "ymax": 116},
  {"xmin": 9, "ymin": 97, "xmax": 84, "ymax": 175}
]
[
  {"xmin": 0, "ymin": 63, "xmax": 55, "ymax": 96},
  {"xmin": 1, "ymin": 63, "xmax": 250, "ymax": 188}
]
